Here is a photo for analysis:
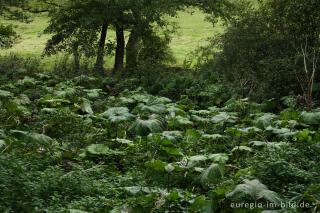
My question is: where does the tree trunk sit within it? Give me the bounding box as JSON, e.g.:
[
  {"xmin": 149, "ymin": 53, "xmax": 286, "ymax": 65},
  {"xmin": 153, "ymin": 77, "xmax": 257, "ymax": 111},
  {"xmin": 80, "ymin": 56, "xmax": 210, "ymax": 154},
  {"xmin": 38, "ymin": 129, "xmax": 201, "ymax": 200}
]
[
  {"xmin": 125, "ymin": 29, "xmax": 141, "ymax": 70},
  {"xmin": 73, "ymin": 44, "xmax": 80, "ymax": 72},
  {"xmin": 114, "ymin": 25, "xmax": 125, "ymax": 72},
  {"xmin": 95, "ymin": 22, "xmax": 108, "ymax": 73}
]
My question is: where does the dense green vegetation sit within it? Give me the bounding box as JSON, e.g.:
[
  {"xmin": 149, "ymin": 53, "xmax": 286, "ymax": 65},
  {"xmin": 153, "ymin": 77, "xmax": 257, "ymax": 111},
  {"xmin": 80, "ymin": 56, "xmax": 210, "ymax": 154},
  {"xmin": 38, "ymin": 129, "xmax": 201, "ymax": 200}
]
[{"xmin": 1, "ymin": 0, "xmax": 320, "ymax": 212}]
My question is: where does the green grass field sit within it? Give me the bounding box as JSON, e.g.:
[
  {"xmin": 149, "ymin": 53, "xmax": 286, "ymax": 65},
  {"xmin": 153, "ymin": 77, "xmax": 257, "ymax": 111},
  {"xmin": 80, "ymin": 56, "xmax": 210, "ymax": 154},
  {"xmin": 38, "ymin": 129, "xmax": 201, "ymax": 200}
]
[{"xmin": 0, "ymin": 10, "xmax": 223, "ymax": 69}]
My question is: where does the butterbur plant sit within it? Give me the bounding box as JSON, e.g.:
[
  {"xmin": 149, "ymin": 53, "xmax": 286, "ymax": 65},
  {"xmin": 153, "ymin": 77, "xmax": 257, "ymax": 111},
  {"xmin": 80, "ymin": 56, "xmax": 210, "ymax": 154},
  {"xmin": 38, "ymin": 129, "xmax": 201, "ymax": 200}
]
[
  {"xmin": 226, "ymin": 179, "xmax": 283, "ymax": 206},
  {"xmin": 100, "ymin": 107, "xmax": 135, "ymax": 137}
]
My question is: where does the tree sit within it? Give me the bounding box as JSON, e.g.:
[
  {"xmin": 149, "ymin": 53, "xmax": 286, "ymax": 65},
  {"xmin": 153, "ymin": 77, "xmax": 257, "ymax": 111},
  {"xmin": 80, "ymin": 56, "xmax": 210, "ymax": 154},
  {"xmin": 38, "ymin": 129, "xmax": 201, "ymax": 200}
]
[
  {"xmin": 266, "ymin": 0, "xmax": 320, "ymax": 110},
  {"xmin": 43, "ymin": 0, "xmax": 113, "ymax": 73},
  {"xmin": 114, "ymin": 24, "xmax": 125, "ymax": 71}
]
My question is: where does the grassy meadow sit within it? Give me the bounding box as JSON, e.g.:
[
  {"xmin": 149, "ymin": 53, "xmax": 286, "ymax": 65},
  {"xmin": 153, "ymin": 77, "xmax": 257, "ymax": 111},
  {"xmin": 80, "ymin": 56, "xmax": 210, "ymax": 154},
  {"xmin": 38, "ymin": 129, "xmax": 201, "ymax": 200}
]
[{"xmin": 0, "ymin": 10, "xmax": 223, "ymax": 69}]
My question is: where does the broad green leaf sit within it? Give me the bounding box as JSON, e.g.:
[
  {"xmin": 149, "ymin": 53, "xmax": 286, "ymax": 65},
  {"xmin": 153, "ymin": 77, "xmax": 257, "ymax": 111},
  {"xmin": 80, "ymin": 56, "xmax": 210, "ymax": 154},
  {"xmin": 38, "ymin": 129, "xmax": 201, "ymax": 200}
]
[
  {"xmin": 124, "ymin": 186, "xmax": 153, "ymax": 195},
  {"xmin": 202, "ymin": 134, "xmax": 224, "ymax": 140},
  {"xmin": 191, "ymin": 115, "xmax": 209, "ymax": 123},
  {"xmin": 38, "ymin": 94, "xmax": 70, "ymax": 104},
  {"xmin": 0, "ymin": 89, "xmax": 12, "ymax": 98},
  {"xmin": 161, "ymin": 131, "xmax": 183, "ymax": 142},
  {"xmin": 280, "ymin": 108, "xmax": 300, "ymax": 120},
  {"xmin": 137, "ymin": 103, "xmax": 168, "ymax": 114},
  {"xmin": 10, "ymin": 130, "xmax": 53, "ymax": 145},
  {"xmin": 145, "ymin": 160, "xmax": 168, "ymax": 171},
  {"xmin": 200, "ymin": 163, "xmax": 224, "ymax": 184},
  {"xmin": 0, "ymin": 139, "xmax": 6, "ymax": 148},
  {"xmin": 299, "ymin": 111, "xmax": 320, "ymax": 125},
  {"xmin": 162, "ymin": 146, "xmax": 183, "ymax": 156},
  {"xmin": 165, "ymin": 163, "xmax": 175, "ymax": 173},
  {"xmin": 113, "ymin": 138, "xmax": 134, "ymax": 146},
  {"xmin": 226, "ymin": 179, "xmax": 282, "ymax": 205},
  {"xmin": 187, "ymin": 155, "xmax": 208, "ymax": 167},
  {"xmin": 194, "ymin": 167, "xmax": 205, "ymax": 172},
  {"xmin": 19, "ymin": 76, "xmax": 36, "ymax": 86},
  {"xmin": 13, "ymin": 94, "xmax": 30, "ymax": 105},
  {"xmin": 0, "ymin": 129, "xmax": 6, "ymax": 139},
  {"xmin": 185, "ymin": 129, "xmax": 200, "ymax": 144},
  {"xmin": 80, "ymin": 99, "xmax": 93, "ymax": 114},
  {"xmin": 69, "ymin": 210, "xmax": 88, "ymax": 213},
  {"xmin": 154, "ymin": 96, "xmax": 172, "ymax": 104},
  {"xmin": 189, "ymin": 110, "xmax": 211, "ymax": 116},
  {"xmin": 238, "ymin": 127, "xmax": 262, "ymax": 134},
  {"xmin": 125, "ymin": 186, "xmax": 142, "ymax": 195},
  {"xmin": 167, "ymin": 104, "xmax": 186, "ymax": 116},
  {"xmin": 175, "ymin": 116, "xmax": 194, "ymax": 128},
  {"xmin": 255, "ymin": 113, "xmax": 277, "ymax": 129},
  {"xmin": 86, "ymin": 144, "xmax": 111, "ymax": 155},
  {"xmin": 101, "ymin": 107, "xmax": 135, "ymax": 124},
  {"xmin": 84, "ymin": 89, "xmax": 102, "ymax": 99},
  {"xmin": 190, "ymin": 196, "xmax": 209, "ymax": 211},
  {"xmin": 5, "ymin": 101, "xmax": 31, "ymax": 115},
  {"xmin": 129, "ymin": 118, "xmax": 163, "ymax": 136},
  {"xmin": 231, "ymin": 146, "xmax": 252, "ymax": 153},
  {"xmin": 265, "ymin": 126, "xmax": 297, "ymax": 138},
  {"xmin": 208, "ymin": 153, "xmax": 229, "ymax": 164},
  {"xmin": 249, "ymin": 141, "xmax": 267, "ymax": 147},
  {"xmin": 119, "ymin": 97, "xmax": 135, "ymax": 105},
  {"xmin": 267, "ymin": 142, "xmax": 289, "ymax": 149},
  {"xmin": 210, "ymin": 112, "xmax": 237, "ymax": 124},
  {"xmin": 131, "ymin": 93, "xmax": 150, "ymax": 103},
  {"xmin": 166, "ymin": 191, "xmax": 181, "ymax": 201},
  {"xmin": 54, "ymin": 87, "xmax": 76, "ymax": 98},
  {"xmin": 41, "ymin": 108, "xmax": 58, "ymax": 113}
]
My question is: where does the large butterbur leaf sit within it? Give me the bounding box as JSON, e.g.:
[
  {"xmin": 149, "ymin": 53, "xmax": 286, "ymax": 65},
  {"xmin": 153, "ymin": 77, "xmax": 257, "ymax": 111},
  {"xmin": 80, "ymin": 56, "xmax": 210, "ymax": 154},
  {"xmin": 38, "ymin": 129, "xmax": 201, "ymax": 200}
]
[
  {"xmin": 84, "ymin": 89, "xmax": 102, "ymax": 99},
  {"xmin": 80, "ymin": 99, "xmax": 93, "ymax": 114},
  {"xmin": 162, "ymin": 146, "xmax": 183, "ymax": 156},
  {"xmin": 161, "ymin": 131, "xmax": 183, "ymax": 142},
  {"xmin": 0, "ymin": 139, "xmax": 6, "ymax": 149},
  {"xmin": 101, "ymin": 107, "xmax": 135, "ymax": 124},
  {"xmin": 299, "ymin": 111, "xmax": 320, "ymax": 125},
  {"xmin": 254, "ymin": 113, "xmax": 277, "ymax": 129},
  {"xmin": 265, "ymin": 126, "xmax": 297, "ymax": 138},
  {"xmin": 200, "ymin": 163, "xmax": 224, "ymax": 185},
  {"xmin": 174, "ymin": 116, "xmax": 194, "ymax": 128},
  {"xmin": 54, "ymin": 87, "xmax": 77, "ymax": 98},
  {"xmin": 136, "ymin": 103, "xmax": 168, "ymax": 114},
  {"xmin": 10, "ymin": 130, "xmax": 54, "ymax": 145},
  {"xmin": 83, "ymin": 144, "xmax": 124, "ymax": 158},
  {"xmin": 0, "ymin": 89, "xmax": 13, "ymax": 98},
  {"xmin": 202, "ymin": 134, "xmax": 224, "ymax": 141},
  {"xmin": 86, "ymin": 144, "xmax": 111, "ymax": 155},
  {"xmin": 231, "ymin": 146, "xmax": 253, "ymax": 153},
  {"xmin": 38, "ymin": 94, "xmax": 70, "ymax": 105},
  {"xmin": 18, "ymin": 76, "xmax": 36, "ymax": 86},
  {"xmin": 129, "ymin": 118, "xmax": 163, "ymax": 136},
  {"xmin": 210, "ymin": 112, "xmax": 237, "ymax": 124},
  {"xmin": 0, "ymin": 129, "xmax": 6, "ymax": 139},
  {"xmin": 208, "ymin": 153, "xmax": 229, "ymax": 164},
  {"xmin": 69, "ymin": 210, "xmax": 88, "ymax": 213},
  {"xmin": 226, "ymin": 179, "xmax": 282, "ymax": 205}
]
